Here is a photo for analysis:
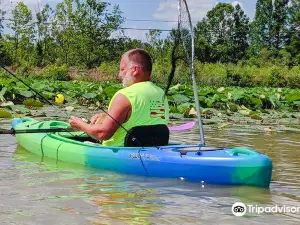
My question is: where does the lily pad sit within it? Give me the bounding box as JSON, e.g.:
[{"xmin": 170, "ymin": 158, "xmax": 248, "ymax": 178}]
[
  {"xmin": 19, "ymin": 91, "xmax": 34, "ymax": 98},
  {"xmin": 104, "ymin": 86, "xmax": 120, "ymax": 98},
  {"xmin": 172, "ymin": 94, "xmax": 190, "ymax": 103},
  {"xmin": 227, "ymin": 103, "xmax": 238, "ymax": 112},
  {"xmin": 83, "ymin": 93, "xmax": 97, "ymax": 99},
  {"xmin": 250, "ymin": 114, "xmax": 263, "ymax": 120},
  {"xmin": 217, "ymin": 87, "xmax": 225, "ymax": 93},
  {"xmin": 238, "ymin": 109, "xmax": 251, "ymax": 116},
  {"xmin": 170, "ymin": 113, "xmax": 184, "ymax": 119},
  {"xmin": 286, "ymin": 93, "xmax": 300, "ymax": 102},
  {"xmin": 293, "ymin": 101, "xmax": 300, "ymax": 105},
  {"xmin": 0, "ymin": 101, "xmax": 14, "ymax": 107},
  {"xmin": 23, "ymin": 98, "xmax": 44, "ymax": 107},
  {"xmin": 249, "ymin": 97, "xmax": 262, "ymax": 106},
  {"xmin": 177, "ymin": 103, "xmax": 191, "ymax": 114},
  {"xmin": 0, "ymin": 109, "xmax": 12, "ymax": 118},
  {"xmin": 6, "ymin": 105, "xmax": 29, "ymax": 114}
]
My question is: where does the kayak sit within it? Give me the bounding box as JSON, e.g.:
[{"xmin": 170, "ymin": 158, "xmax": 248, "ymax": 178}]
[{"xmin": 11, "ymin": 117, "xmax": 272, "ymax": 187}]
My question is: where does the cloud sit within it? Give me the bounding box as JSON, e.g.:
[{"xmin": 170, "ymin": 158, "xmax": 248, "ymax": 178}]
[
  {"xmin": 231, "ymin": 1, "xmax": 243, "ymax": 8},
  {"xmin": 153, "ymin": 0, "xmax": 216, "ymax": 26}
]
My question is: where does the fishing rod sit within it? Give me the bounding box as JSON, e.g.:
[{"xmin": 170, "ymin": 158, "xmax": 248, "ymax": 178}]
[
  {"xmin": 0, "ymin": 64, "xmax": 70, "ymax": 119},
  {"xmin": 0, "ymin": 64, "xmax": 196, "ymax": 133},
  {"xmin": 0, "ymin": 64, "xmax": 127, "ymax": 129},
  {"xmin": 0, "ymin": 65, "xmax": 153, "ymax": 148}
]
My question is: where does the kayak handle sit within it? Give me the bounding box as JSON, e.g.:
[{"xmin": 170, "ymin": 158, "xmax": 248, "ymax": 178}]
[{"xmin": 226, "ymin": 148, "xmax": 259, "ymax": 157}]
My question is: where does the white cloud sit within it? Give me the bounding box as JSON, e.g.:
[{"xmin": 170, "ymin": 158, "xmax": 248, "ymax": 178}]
[
  {"xmin": 232, "ymin": 1, "xmax": 243, "ymax": 8},
  {"xmin": 153, "ymin": 0, "xmax": 216, "ymax": 26}
]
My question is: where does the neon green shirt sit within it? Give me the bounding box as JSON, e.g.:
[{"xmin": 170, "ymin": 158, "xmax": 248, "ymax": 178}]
[{"xmin": 102, "ymin": 81, "xmax": 169, "ymax": 146}]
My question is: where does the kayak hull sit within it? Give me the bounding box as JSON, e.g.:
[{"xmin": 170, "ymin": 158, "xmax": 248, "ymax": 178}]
[{"xmin": 12, "ymin": 117, "xmax": 272, "ymax": 187}]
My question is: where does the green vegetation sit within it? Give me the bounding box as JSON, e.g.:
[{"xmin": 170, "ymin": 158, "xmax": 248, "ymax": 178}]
[
  {"xmin": 0, "ymin": 77, "xmax": 299, "ymax": 119},
  {"xmin": 0, "ymin": 1, "xmax": 300, "ymax": 88}
]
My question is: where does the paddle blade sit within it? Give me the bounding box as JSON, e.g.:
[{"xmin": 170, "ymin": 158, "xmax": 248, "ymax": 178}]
[{"xmin": 168, "ymin": 121, "xmax": 195, "ymax": 131}]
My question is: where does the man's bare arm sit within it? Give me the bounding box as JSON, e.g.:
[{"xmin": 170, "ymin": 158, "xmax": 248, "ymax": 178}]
[{"xmin": 69, "ymin": 93, "xmax": 131, "ymax": 140}]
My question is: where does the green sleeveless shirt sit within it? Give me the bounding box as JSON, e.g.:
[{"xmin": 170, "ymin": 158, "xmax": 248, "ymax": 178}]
[{"xmin": 102, "ymin": 81, "xmax": 169, "ymax": 146}]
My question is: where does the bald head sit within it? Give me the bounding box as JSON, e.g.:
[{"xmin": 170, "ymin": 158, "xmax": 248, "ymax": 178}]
[{"xmin": 123, "ymin": 49, "xmax": 153, "ymax": 74}]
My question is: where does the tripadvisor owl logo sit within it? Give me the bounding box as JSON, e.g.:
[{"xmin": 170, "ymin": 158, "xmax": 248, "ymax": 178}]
[{"xmin": 232, "ymin": 202, "xmax": 246, "ymax": 217}]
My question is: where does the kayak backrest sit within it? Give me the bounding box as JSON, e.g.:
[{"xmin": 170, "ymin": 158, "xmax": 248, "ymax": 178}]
[{"xmin": 124, "ymin": 124, "xmax": 169, "ymax": 147}]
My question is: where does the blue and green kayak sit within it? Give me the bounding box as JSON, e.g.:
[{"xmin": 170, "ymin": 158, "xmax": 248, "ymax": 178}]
[{"xmin": 12, "ymin": 117, "xmax": 272, "ymax": 187}]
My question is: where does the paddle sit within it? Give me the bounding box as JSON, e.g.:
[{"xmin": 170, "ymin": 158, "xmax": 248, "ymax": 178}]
[
  {"xmin": 168, "ymin": 121, "xmax": 196, "ymax": 131},
  {"xmin": 0, "ymin": 121, "xmax": 196, "ymax": 135}
]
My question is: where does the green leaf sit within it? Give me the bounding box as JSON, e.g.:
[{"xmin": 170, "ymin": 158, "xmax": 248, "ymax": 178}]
[
  {"xmin": 231, "ymin": 89, "xmax": 244, "ymax": 101},
  {"xmin": 0, "ymin": 87, "xmax": 7, "ymax": 96},
  {"xmin": 0, "ymin": 109, "xmax": 12, "ymax": 118},
  {"xmin": 177, "ymin": 103, "xmax": 191, "ymax": 114},
  {"xmin": 42, "ymin": 91, "xmax": 55, "ymax": 99},
  {"xmin": 217, "ymin": 87, "xmax": 225, "ymax": 93},
  {"xmin": 23, "ymin": 98, "xmax": 44, "ymax": 107},
  {"xmin": 170, "ymin": 113, "xmax": 184, "ymax": 119},
  {"xmin": 32, "ymin": 82, "xmax": 46, "ymax": 91},
  {"xmin": 104, "ymin": 86, "xmax": 120, "ymax": 98},
  {"xmin": 286, "ymin": 93, "xmax": 300, "ymax": 102},
  {"xmin": 6, "ymin": 105, "xmax": 29, "ymax": 114},
  {"xmin": 250, "ymin": 114, "xmax": 263, "ymax": 120},
  {"xmin": 169, "ymin": 106, "xmax": 179, "ymax": 113},
  {"xmin": 227, "ymin": 103, "xmax": 238, "ymax": 112},
  {"xmin": 19, "ymin": 91, "xmax": 33, "ymax": 98},
  {"xmin": 293, "ymin": 101, "xmax": 300, "ymax": 105},
  {"xmin": 169, "ymin": 84, "xmax": 181, "ymax": 91},
  {"xmin": 172, "ymin": 94, "xmax": 190, "ymax": 103},
  {"xmin": 83, "ymin": 93, "xmax": 97, "ymax": 99},
  {"xmin": 249, "ymin": 97, "xmax": 263, "ymax": 106},
  {"xmin": 205, "ymin": 98, "xmax": 214, "ymax": 107}
]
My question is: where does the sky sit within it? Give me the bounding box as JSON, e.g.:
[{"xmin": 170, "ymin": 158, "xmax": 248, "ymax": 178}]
[{"xmin": 2, "ymin": 0, "xmax": 257, "ymax": 40}]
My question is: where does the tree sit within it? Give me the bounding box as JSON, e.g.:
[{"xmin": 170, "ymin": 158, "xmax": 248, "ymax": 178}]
[
  {"xmin": 7, "ymin": 2, "xmax": 35, "ymax": 66},
  {"xmin": 195, "ymin": 3, "xmax": 249, "ymax": 63},
  {"xmin": 36, "ymin": 4, "xmax": 55, "ymax": 66},
  {"xmin": 74, "ymin": 0, "xmax": 123, "ymax": 68},
  {"xmin": 286, "ymin": 0, "xmax": 300, "ymax": 65},
  {"xmin": 272, "ymin": 0, "xmax": 289, "ymax": 50},
  {"xmin": 52, "ymin": 0, "xmax": 123, "ymax": 68},
  {"xmin": 52, "ymin": 0, "xmax": 77, "ymax": 66},
  {"xmin": 0, "ymin": 0, "xmax": 6, "ymax": 63},
  {"xmin": 232, "ymin": 4, "xmax": 250, "ymax": 60},
  {"xmin": 249, "ymin": 0, "xmax": 273, "ymax": 55}
]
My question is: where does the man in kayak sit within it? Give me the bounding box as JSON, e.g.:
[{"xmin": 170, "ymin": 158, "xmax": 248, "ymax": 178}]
[{"xmin": 69, "ymin": 48, "xmax": 169, "ymax": 146}]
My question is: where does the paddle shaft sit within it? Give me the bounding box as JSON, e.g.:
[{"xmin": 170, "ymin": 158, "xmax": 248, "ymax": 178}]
[
  {"xmin": 0, "ymin": 121, "xmax": 196, "ymax": 135},
  {"xmin": 0, "ymin": 128, "xmax": 75, "ymax": 135}
]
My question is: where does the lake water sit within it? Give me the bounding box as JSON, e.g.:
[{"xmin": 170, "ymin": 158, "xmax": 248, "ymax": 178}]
[{"xmin": 0, "ymin": 118, "xmax": 300, "ymax": 224}]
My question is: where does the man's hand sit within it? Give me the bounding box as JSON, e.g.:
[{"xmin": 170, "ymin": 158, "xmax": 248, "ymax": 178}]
[
  {"xmin": 69, "ymin": 116, "xmax": 87, "ymax": 130},
  {"xmin": 90, "ymin": 113, "xmax": 103, "ymax": 124}
]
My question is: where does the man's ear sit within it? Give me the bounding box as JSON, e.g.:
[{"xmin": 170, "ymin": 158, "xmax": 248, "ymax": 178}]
[{"xmin": 132, "ymin": 65, "xmax": 140, "ymax": 77}]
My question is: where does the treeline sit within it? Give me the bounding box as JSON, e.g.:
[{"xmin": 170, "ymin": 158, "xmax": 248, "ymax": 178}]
[{"xmin": 0, "ymin": 0, "xmax": 300, "ymax": 87}]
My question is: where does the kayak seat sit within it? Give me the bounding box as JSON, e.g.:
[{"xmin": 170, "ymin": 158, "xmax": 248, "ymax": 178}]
[{"xmin": 124, "ymin": 124, "xmax": 169, "ymax": 147}]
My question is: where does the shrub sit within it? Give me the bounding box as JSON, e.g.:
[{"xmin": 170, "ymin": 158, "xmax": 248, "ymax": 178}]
[
  {"xmin": 97, "ymin": 61, "xmax": 119, "ymax": 81},
  {"xmin": 196, "ymin": 62, "xmax": 227, "ymax": 86},
  {"xmin": 43, "ymin": 64, "xmax": 69, "ymax": 81}
]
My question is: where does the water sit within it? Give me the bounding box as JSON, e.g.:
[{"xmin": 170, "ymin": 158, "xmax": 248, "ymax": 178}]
[{"xmin": 0, "ymin": 120, "xmax": 300, "ymax": 224}]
